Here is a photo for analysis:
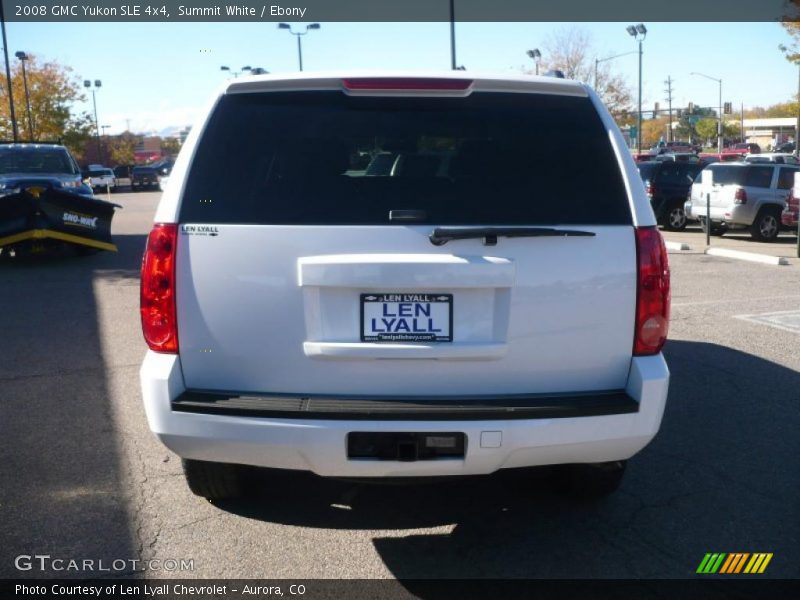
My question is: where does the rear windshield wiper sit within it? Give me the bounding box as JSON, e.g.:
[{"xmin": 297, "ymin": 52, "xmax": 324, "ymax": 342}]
[{"xmin": 429, "ymin": 227, "xmax": 596, "ymax": 246}]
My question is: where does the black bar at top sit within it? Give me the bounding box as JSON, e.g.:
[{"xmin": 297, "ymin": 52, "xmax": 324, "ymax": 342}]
[{"xmin": 1, "ymin": 0, "xmax": 794, "ymax": 23}]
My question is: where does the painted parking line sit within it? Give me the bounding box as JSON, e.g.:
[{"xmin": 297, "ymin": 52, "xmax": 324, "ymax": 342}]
[
  {"xmin": 705, "ymin": 247, "xmax": 790, "ymax": 266},
  {"xmin": 735, "ymin": 310, "xmax": 800, "ymax": 334}
]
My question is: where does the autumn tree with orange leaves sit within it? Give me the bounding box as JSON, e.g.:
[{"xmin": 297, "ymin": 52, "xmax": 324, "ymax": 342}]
[{"xmin": 0, "ymin": 55, "xmax": 95, "ymax": 160}]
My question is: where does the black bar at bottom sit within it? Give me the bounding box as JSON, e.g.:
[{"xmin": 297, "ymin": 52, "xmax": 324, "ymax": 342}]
[{"xmin": 171, "ymin": 389, "xmax": 638, "ymax": 421}]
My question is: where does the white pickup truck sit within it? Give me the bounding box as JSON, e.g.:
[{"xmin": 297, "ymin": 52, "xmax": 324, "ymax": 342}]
[{"xmin": 84, "ymin": 167, "xmax": 116, "ymax": 193}]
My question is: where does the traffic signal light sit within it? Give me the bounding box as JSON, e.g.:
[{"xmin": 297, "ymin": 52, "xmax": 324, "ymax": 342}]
[
  {"xmin": 724, "ymin": 102, "xmax": 732, "ymax": 115},
  {"xmin": 677, "ymin": 108, "xmax": 683, "ymax": 118},
  {"xmin": 654, "ymin": 102, "xmax": 660, "ymax": 115}
]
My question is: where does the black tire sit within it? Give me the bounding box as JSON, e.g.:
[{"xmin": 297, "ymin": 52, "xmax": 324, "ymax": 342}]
[
  {"xmin": 700, "ymin": 217, "xmax": 726, "ymax": 237},
  {"xmin": 552, "ymin": 460, "xmax": 626, "ymax": 499},
  {"xmin": 182, "ymin": 459, "xmax": 244, "ymax": 500},
  {"xmin": 750, "ymin": 207, "xmax": 781, "ymax": 242},
  {"xmin": 662, "ymin": 203, "xmax": 688, "ymax": 231}
]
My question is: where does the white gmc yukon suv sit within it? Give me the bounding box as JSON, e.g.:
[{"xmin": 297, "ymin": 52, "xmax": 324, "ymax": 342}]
[{"xmin": 139, "ymin": 72, "xmax": 670, "ymax": 500}]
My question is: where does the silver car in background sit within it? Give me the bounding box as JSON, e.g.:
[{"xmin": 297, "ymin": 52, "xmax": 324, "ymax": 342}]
[{"xmin": 686, "ymin": 162, "xmax": 797, "ymax": 241}]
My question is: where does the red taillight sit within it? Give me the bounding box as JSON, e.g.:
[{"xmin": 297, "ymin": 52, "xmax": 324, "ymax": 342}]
[
  {"xmin": 645, "ymin": 181, "xmax": 655, "ymax": 197},
  {"xmin": 788, "ymin": 191, "xmax": 799, "ymax": 211},
  {"xmin": 341, "ymin": 77, "xmax": 473, "ymax": 92},
  {"xmin": 141, "ymin": 223, "xmax": 178, "ymax": 353},
  {"xmin": 634, "ymin": 227, "xmax": 670, "ymax": 356},
  {"xmin": 734, "ymin": 188, "xmax": 748, "ymax": 204}
]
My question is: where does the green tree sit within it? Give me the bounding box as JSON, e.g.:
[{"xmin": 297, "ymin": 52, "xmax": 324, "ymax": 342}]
[
  {"xmin": 692, "ymin": 118, "xmax": 740, "ymax": 148},
  {"xmin": 695, "ymin": 119, "xmax": 719, "ymax": 142}
]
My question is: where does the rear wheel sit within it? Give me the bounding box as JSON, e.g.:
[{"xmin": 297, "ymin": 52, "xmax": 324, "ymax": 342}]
[
  {"xmin": 552, "ymin": 460, "xmax": 626, "ymax": 499},
  {"xmin": 662, "ymin": 204, "xmax": 687, "ymax": 231},
  {"xmin": 182, "ymin": 459, "xmax": 244, "ymax": 500},
  {"xmin": 750, "ymin": 208, "xmax": 781, "ymax": 242}
]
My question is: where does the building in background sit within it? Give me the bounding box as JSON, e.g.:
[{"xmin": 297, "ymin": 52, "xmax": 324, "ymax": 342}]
[{"xmin": 134, "ymin": 136, "xmax": 163, "ymax": 163}]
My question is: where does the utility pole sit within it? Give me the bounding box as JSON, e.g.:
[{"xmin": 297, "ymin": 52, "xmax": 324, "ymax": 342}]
[
  {"xmin": 741, "ymin": 102, "xmax": 745, "ymax": 144},
  {"xmin": 796, "ymin": 63, "xmax": 800, "ymax": 157},
  {"xmin": 0, "ymin": 2, "xmax": 18, "ymax": 142},
  {"xmin": 664, "ymin": 76, "xmax": 674, "ymax": 142}
]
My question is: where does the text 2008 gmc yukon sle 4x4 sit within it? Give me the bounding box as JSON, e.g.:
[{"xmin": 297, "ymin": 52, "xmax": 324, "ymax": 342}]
[{"xmin": 139, "ymin": 72, "xmax": 670, "ymax": 500}]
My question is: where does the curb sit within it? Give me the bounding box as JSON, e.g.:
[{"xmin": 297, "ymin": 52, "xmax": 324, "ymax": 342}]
[
  {"xmin": 665, "ymin": 241, "xmax": 691, "ymax": 251},
  {"xmin": 704, "ymin": 247, "xmax": 790, "ymax": 266}
]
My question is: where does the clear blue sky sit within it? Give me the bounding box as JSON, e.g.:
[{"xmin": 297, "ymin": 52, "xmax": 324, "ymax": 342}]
[{"xmin": 6, "ymin": 21, "xmax": 796, "ymax": 134}]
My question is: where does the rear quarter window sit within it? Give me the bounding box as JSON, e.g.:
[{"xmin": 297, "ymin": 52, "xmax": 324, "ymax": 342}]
[
  {"xmin": 745, "ymin": 166, "xmax": 774, "ymax": 189},
  {"xmin": 777, "ymin": 167, "xmax": 797, "ymax": 190},
  {"xmin": 179, "ymin": 91, "xmax": 632, "ymax": 226}
]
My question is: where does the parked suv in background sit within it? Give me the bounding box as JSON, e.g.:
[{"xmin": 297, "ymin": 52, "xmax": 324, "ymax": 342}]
[
  {"xmin": 637, "ymin": 160, "xmax": 704, "ymax": 230},
  {"xmin": 140, "ymin": 72, "xmax": 671, "ymax": 501},
  {"xmin": 686, "ymin": 162, "xmax": 797, "ymax": 241},
  {"xmin": 131, "ymin": 165, "xmax": 160, "ymax": 191}
]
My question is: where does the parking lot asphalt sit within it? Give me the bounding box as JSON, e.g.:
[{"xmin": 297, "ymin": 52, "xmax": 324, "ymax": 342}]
[
  {"xmin": 662, "ymin": 225, "xmax": 799, "ymax": 264},
  {"xmin": 1, "ymin": 191, "xmax": 798, "ymax": 580}
]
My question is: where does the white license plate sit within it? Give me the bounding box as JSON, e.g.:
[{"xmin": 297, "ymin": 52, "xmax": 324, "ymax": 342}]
[{"xmin": 361, "ymin": 293, "xmax": 452, "ymax": 342}]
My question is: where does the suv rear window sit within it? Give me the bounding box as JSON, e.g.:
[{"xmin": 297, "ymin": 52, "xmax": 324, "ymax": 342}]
[
  {"xmin": 654, "ymin": 163, "xmax": 701, "ymax": 185},
  {"xmin": 637, "ymin": 162, "xmax": 659, "ymax": 180},
  {"xmin": 704, "ymin": 165, "xmax": 749, "ymax": 186},
  {"xmin": 180, "ymin": 91, "xmax": 631, "ymax": 225}
]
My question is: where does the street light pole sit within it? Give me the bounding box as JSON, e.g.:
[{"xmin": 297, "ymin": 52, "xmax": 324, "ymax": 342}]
[
  {"xmin": 449, "ymin": 0, "xmax": 456, "ymax": 70},
  {"xmin": 526, "ymin": 49, "xmax": 541, "ymax": 76},
  {"xmin": 84, "ymin": 79, "xmax": 102, "ymax": 163},
  {"xmin": 718, "ymin": 79, "xmax": 723, "ymax": 154},
  {"xmin": 15, "ymin": 52, "xmax": 33, "ymax": 140},
  {"xmin": 296, "ymin": 34, "xmax": 303, "ymax": 72},
  {"xmin": 627, "ymin": 24, "xmax": 647, "ymax": 155},
  {"xmin": 690, "ymin": 72, "xmax": 723, "ymax": 154},
  {"xmin": 0, "ymin": 2, "xmax": 18, "ymax": 142},
  {"xmin": 796, "ymin": 63, "xmax": 800, "ymax": 157},
  {"xmin": 594, "ymin": 50, "xmax": 638, "ymax": 91},
  {"xmin": 278, "ymin": 23, "xmax": 320, "ymax": 72},
  {"xmin": 638, "ymin": 37, "xmax": 643, "ymax": 155}
]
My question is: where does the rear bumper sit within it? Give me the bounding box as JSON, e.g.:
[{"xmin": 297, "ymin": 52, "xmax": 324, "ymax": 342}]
[
  {"xmin": 688, "ymin": 200, "xmax": 754, "ymax": 226},
  {"xmin": 140, "ymin": 352, "xmax": 669, "ymax": 477}
]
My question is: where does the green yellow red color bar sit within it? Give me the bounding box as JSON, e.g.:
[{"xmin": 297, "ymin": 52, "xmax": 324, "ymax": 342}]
[{"xmin": 697, "ymin": 552, "xmax": 773, "ymax": 574}]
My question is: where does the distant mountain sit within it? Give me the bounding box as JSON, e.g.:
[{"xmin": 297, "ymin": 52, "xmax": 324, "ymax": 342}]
[{"xmin": 156, "ymin": 125, "xmax": 191, "ymax": 138}]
